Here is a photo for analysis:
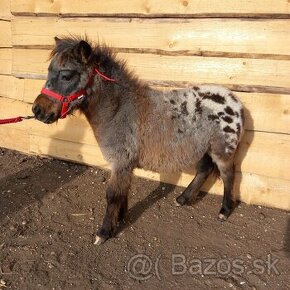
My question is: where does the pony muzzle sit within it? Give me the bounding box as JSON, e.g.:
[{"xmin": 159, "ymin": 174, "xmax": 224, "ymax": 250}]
[{"xmin": 32, "ymin": 93, "xmax": 61, "ymax": 124}]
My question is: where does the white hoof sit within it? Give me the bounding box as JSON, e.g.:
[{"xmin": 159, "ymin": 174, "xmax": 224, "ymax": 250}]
[
  {"xmin": 94, "ymin": 235, "xmax": 105, "ymax": 245},
  {"xmin": 174, "ymin": 198, "xmax": 182, "ymax": 207},
  {"xmin": 218, "ymin": 213, "xmax": 227, "ymax": 221}
]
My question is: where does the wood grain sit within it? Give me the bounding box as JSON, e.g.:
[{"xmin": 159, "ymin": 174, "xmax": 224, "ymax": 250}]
[
  {"xmin": 12, "ymin": 17, "xmax": 290, "ymax": 58},
  {"xmin": 0, "ymin": 75, "xmax": 24, "ymax": 100},
  {"xmin": 0, "ymin": 127, "xmax": 29, "ymax": 153},
  {"xmin": 12, "ymin": 49, "xmax": 290, "ymax": 90},
  {"xmin": 0, "ymin": 1, "xmax": 11, "ymax": 20},
  {"xmin": 0, "ymin": 48, "xmax": 12, "ymax": 75},
  {"xmin": 11, "ymin": 0, "xmax": 290, "ymax": 17},
  {"xmin": 0, "ymin": 20, "xmax": 12, "ymax": 47}
]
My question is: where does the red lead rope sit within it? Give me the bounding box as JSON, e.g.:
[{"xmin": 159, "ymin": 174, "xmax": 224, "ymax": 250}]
[{"xmin": 0, "ymin": 116, "xmax": 34, "ymax": 125}]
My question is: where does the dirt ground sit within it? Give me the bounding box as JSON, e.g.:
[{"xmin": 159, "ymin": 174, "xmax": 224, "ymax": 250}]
[{"xmin": 0, "ymin": 148, "xmax": 289, "ymax": 290}]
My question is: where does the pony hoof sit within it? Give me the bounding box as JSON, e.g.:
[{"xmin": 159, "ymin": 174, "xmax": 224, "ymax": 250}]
[
  {"xmin": 175, "ymin": 195, "xmax": 186, "ymax": 206},
  {"xmin": 218, "ymin": 213, "xmax": 228, "ymax": 222},
  {"xmin": 94, "ymin": 235, "xmax": 106, "ymax": 245},
  {"xmin": 174, "ymin": 199, "xmax": 182, "ymax": 207}
]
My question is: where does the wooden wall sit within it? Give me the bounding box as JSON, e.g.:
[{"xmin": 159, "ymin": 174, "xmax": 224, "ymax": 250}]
[{"xmin": 1, "ymin": 0, "xmax": 290, "ymax": 210}]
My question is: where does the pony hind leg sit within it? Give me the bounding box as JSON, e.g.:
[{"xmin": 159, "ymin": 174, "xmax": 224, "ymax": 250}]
[
  {"xmin": 118, "ymin": 194, "xmax": 128, "ymax": 222},
  {"xmin": 176, "ymin": 154, "xmax": 214, "ymax": 206},
  {"xmin": 212, "ymin": 155, "xmax": 236, "ymax": 221}
]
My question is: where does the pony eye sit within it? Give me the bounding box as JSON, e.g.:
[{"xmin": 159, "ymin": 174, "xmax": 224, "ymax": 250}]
[
  {"xmin": 60, "ymin": 70, "xmax": 76, "ymax": 81},
  {"xmin": 62, "ymin": 74, "xmax": 73, "ymax": 81}
]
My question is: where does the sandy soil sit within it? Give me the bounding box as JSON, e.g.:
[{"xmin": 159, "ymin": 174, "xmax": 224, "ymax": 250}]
[{"xmin": 0, "ymin": 148, "xmax": 289, "ymax": 290}]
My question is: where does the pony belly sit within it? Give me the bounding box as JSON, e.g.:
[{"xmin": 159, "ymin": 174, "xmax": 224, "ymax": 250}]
[{"xmin": 138, "ymin": 142, "xmax": 202, "ymax": 173}]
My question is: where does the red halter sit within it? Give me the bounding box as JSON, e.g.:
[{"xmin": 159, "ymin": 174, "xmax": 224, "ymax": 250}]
[{"xmin": 40, "ymin": 68, "xmax": 117, "ymax": 118}]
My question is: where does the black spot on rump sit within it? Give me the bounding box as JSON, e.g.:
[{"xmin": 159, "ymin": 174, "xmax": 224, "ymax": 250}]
[
  {"xmin": 222, "ymin": 116, "xmax": 233, "ymax": 123},
  {"xmin": 240, "ymin": 108, "xmax": 245, "ymax": 126},
  {"xmin": 195, "ymin": 98, "xmax": 202, "ymax": 114},
  {"xmin": 170, "ymin": 99, "xmax": 176, "ymax": 104},
  {"xmin": 225, "ymin": 106, "xmax": 235, "ymax": 116},
  {"xmin": 208, "ymin": 114, "xmax": 219, "ymax": 121},
  {"xmin": 202, "ymin": 92, "xmax": 225, "ymax": 104},
  {"xmin": 223, "ymin": 126, "xmax": 236, "ymax": 133},
  {"xmin": 180, "ymin": 101, "xmax": 189, "ymax": 116},
  {"xmin": 218, "ymin": 112, "xmax": 225, "ymax": 116},
  {"xmin": 236, "ymin": 123, "xmax": 241, "ymax": 136},
  {"xmin": 193, "ymin": 86, "xmax": 200, "ymax": 91},
  {"xmin": 178, "ymin": 128, "xmax": 183, "ymax": 134}
]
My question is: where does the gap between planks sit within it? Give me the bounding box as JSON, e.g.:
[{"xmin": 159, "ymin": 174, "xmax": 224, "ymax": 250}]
[
  {"xmin": 11, "ymin": 12, "xmax": 290, "ymax": 19},
  {"xmin": 13, "ymin": 74, "xmax": 290, "ymax": 95},
  {"xmin": 12, "ymin": 46, "xmax": 290, "ymax": 61}
]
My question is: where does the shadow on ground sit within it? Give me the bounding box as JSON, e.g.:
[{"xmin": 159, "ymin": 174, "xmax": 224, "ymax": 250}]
[{"xmin": 0, "ymin": 159, "xmax": 87, "ymax": 222}]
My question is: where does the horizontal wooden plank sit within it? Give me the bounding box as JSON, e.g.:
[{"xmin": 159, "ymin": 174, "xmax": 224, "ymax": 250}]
[
  {"xmin": 0, "ymin": 77, "xmax": 46, "ymax": 103},
  {"xmin": 6, "ymin": 77, "xmax": 290, "ymax": 135},
  {"xmin": 0, "ymin": 48, "xmax": 12, "ymax": 74},
  {"xmin": 1, "ymin": 97, "xmax": 289, "ymax": 180},
  {"xmin": 240, "ymin": 92, "xmax": 290, "ymax": 134},
  {"xmin": 12, "ymin": 49, "xmax": 290, "ymax": 90},
  {"xmin": 0, "ymin": 20, "xmax": 11, "ymax": 47},
  {"xmin": 23, "ymin": 78, "xmax": 44, "ymax": 103},
  {"xmin": 0, "ymin": 127, "xmax": 30, "ymax": 153},
  {"xmin": 10, "ymin": 0, "xmax": 290, "ymax": 17},
  {"xmin": 12, "ymin": 17, "xmax": 290, "ymax": 57},
  {"xmin": 0, "ymin": 1, "xmax": 11, "ymax": 20},
  {"xmin": 236, "ymin": 131, "xmax": 290, "ymax": 180},
  {"xmin": 29, "ymin": 134, "xmax": 290, "ymax": 210},
  {"xmin": 0, "ymin": 75, "xmax": 24, "ymax": 100},
  {"xmin": 0, "ymin": 97, "xmax": 33, "ymax": 129},
  {"xmin": 136, "ymin": 169, "xmax": 290, "ymax": 211}
]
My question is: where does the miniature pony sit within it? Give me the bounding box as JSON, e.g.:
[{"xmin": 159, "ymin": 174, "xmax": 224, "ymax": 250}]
[{"xmin": 33, "ymin": 37, "xmax": 245, "ymax": 245}]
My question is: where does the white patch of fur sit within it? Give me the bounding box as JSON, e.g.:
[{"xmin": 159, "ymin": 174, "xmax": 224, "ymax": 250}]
[{"xmin": 185, "ymin": 91, "xmax": 196, "ymax": 116}]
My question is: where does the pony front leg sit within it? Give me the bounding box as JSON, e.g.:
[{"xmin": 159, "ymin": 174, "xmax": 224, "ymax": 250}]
[{"xmin": 94, "ymin": 167, "xmax": 132, "ymax": 245}]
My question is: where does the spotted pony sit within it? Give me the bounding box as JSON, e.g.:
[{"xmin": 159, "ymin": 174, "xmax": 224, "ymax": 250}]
[{"xmin": 32, "ymin": 36, "xmax": 245, "ymax": 245}]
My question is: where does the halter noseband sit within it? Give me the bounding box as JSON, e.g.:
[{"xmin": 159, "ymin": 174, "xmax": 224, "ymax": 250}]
[{"xmin": 40, "ymin": 68, "xmax": 116, "ymax": 118}]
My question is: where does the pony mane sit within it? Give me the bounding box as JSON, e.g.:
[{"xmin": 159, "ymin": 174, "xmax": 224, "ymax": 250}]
[
  {"xmin": 51, "ymin": 35, "xmax": 145, "ymax": 89},
  {"xmin": 51, "ymin": 35, "xmax": 115, "ymax": 64}
]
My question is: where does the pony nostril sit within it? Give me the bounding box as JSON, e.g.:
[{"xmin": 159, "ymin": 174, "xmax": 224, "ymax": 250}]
[
  {"xmin": 32, "ymin": 104, "xmax": 42, "ymax": 118},
  {"xmin": 47, "ymin": 112, "xmax": 55, "ymax": 122}
]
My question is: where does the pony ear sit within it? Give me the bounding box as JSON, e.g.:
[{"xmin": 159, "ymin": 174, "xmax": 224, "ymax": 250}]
[
  {"xmin": 75, "ymin": 40, "xmax": 92, "ymax": 63},
  {"xmin": 54, "ymin": 36, "xmax": 61, "ymax": 45}
]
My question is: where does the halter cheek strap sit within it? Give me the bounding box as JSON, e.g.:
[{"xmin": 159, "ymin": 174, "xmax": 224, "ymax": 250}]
[
  {"xmin": 40, "ymin": 68, "xmax": 117, "ymax": 119},
  {"xmin": 41, "ymin": 87, "xmax": 86, "ymax": 118}
]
